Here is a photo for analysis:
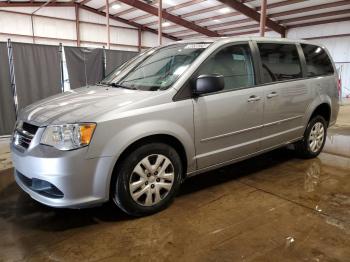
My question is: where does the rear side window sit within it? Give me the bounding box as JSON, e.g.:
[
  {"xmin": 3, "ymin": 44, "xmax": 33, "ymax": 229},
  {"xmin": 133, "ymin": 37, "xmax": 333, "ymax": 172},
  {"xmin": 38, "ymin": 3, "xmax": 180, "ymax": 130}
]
[
  {"xmin": 197, "ymin": 43, "xmax": 255, "ymax": 91},
  {"xmin": 301, "ymin": 44, "xmax": 334, "ymax": 77},
  {"xmin": 258, "ymin": 43, "xmax": 302, "ymax": 83}
]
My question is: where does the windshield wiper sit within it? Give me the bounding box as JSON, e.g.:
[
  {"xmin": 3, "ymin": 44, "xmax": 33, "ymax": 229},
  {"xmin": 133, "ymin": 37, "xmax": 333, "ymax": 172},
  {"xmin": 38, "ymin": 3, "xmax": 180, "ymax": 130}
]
[
  {"xmin": 104, "ymin": 82, "xmax": 138, "ymax": 90},
  {"xmin": 97, "ymin": 82, "xmax": 109, "ymax": 86}
]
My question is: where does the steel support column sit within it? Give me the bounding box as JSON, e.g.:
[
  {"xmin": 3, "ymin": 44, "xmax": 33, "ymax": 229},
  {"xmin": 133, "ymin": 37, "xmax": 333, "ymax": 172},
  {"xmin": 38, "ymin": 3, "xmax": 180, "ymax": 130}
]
[
  {"xmin": 75, "ymin": 3, "xmax": 80, "ymax": 46},
  {"xmin": 138, "ymin": 28, "xmax": 142, "ymax": 52},
  {"xmin": 158, "ymin": 0, "xmax": 162, "ymax": 46},
  {"xmin": 259, "ymin": 0, "xmax": 267, "ymax": 36},
  {"xmin": 105, "ymin": 0, "xmax": 110, "ymax": 49}
]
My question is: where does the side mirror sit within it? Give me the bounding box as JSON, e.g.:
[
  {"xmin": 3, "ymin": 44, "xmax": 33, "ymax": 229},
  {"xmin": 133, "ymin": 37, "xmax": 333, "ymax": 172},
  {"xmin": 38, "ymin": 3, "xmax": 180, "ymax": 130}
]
[{"xmin": 193, "ymin": 74, "xmax": 224, "ymax": 96}]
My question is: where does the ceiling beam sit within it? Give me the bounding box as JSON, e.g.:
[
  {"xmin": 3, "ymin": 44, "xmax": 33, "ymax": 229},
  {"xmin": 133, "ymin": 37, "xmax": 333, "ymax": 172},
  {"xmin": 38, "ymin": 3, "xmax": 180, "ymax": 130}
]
[
  {"xmin": 0, "ymin": 2, "xmax": 74, "ymax": 7},
  {"xmin": 114, "ymin": 7, "xmax": 138, "ymax": 17},
  {"xmin": 79, "ymin": 0, "xmax": 93, "ymax": 5},
  {"xmin": 172, "ymin": 18, "xmax": 253, "ymax": 36},
  {"xmin": 216, "ymin": 0, "xmax": 285, "ymax": 36},
  {"xmin": 180, "ymin": 0, "xmax": 257, "ymax": 20},
  {"xmin": 130, "ymin": 0, "xmax": 206, "ymax": 22},
  {"xmin": 174, "ymin": 0, "xmax": 350, "ymax": 36},
  {"xmin": 79, "ymin": 4, "xmax": 179, "ymax": 40},
  {"xmin": 116, "ymin": 0, "xmax": 220, "ymax": 37},
  {"xmin": 280, "ymin": 9, "xmax": 350, "ymax": 24},
  {"xmin": 195, "ymin": 0, "xmax": 301, "ymax": 25},
  {"xmin": 270, "ymin": 0, "xmax": 350, "ymax": 19},
  {"xmin": 166, "ymin": 1, "xmax": 350, "ymax": 38},
  {"xmin": 99, "ymin": 0, "xmax": 158, "ymax": 12},
  {"xmin": 112, "ymin": 0, "xmax": 159, "ymax": 16},
  {"xmin": 288, "ymin": 16, "xmax": 350, "ymax": 29},
  {"xmin": 163, "ymin": 0, "xmax": 301, "ymax": 31}
]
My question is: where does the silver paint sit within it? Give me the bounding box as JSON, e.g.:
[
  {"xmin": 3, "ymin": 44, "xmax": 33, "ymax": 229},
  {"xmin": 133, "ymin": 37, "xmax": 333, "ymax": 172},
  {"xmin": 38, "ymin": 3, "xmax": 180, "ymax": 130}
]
[{"xmin": 11, "ymin": 37, "xmax": 340, "ymax": 208}]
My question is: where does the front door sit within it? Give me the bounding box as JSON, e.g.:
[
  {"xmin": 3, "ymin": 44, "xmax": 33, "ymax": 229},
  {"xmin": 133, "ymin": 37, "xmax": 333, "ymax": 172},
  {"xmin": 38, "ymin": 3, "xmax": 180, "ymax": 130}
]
[{"xmin": 193, "ymin": 42, "xmax": 264, "ymax": 170}]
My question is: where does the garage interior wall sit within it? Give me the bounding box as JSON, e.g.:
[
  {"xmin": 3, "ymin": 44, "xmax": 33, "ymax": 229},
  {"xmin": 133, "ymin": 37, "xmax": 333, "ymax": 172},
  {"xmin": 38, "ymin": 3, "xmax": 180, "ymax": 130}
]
[
  {"xmin": 0, "ymin": 42, "xmax": 16, "ymax": 136},
  {"xmin": 0, "ymin": 7, "xmax": 174, "ymax": 51}
]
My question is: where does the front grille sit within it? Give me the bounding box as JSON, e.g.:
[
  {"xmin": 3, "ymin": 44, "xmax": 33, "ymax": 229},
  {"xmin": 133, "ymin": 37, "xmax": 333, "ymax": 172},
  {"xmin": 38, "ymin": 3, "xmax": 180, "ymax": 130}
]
[
  {"xmin": 23, "ymin": 122, "xmax": 39, "ymax": 134},
  {"xmin": 13, "ymin": 122, "xmax": 39, "ymax": 150},
  {"xmin": 16, "ymin": 171, "xmax": 64, "ymax": 199}
]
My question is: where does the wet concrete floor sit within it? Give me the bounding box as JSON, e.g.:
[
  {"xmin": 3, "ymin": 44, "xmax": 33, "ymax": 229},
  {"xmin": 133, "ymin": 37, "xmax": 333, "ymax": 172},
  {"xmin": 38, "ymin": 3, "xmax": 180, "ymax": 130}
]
[{"xmin": 0, "ymin": 127, "xmax": 350, "ymax": 261}]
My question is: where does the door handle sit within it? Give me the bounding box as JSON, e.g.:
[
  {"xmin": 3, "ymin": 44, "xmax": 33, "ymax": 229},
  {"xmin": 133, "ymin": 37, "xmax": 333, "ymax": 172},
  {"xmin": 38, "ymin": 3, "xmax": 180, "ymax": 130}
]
[
  {"xmin": 267, "ymin": 92, "xmax": 278, "ymax": 99},
  {"xmin": 247, "ymin": 95, "xmax": 261, "ymax": 102}
]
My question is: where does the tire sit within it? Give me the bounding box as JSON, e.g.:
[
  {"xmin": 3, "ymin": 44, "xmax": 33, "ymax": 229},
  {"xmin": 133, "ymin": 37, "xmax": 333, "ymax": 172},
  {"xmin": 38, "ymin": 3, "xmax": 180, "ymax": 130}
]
[
  {"xmin": 112, "ymin": 142, "xmax": 182, "ymax": 217},
  {"xmin": 295, "ymin": 115, "xmax": 327, "ymax": 159}
]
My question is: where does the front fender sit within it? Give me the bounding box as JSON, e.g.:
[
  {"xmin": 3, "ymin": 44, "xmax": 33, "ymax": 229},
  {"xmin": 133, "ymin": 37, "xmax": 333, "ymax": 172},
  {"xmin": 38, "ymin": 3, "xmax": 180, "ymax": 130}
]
[{"xmin": 86, "ymin": 99, "xmax": 196, "ymax": 173}]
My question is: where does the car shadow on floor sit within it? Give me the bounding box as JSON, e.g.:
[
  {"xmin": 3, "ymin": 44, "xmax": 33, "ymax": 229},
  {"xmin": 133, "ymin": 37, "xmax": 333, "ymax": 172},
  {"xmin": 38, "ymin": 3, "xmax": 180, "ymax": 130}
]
[{"xmin": 0, "ymin": 148, "xmax": 298, "ymax": 232}]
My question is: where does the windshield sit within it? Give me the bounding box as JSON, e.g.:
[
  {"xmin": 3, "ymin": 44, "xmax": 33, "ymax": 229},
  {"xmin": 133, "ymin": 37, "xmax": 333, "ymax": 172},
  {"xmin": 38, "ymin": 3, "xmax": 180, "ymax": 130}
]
[{"xmin": 102, "ymin": 43, "xmax": 210, "ymax": 91}]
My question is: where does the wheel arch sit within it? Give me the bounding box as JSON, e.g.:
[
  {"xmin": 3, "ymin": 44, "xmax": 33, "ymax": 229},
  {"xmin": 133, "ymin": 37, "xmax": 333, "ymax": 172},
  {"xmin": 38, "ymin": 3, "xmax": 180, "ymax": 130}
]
[
  {"xmin": 308, "ymin": 103, "xmax": 331, "ymax": 126},
  {"xmin": 108, "ymin": 134, "xmax": 189, "ymax": 198}
]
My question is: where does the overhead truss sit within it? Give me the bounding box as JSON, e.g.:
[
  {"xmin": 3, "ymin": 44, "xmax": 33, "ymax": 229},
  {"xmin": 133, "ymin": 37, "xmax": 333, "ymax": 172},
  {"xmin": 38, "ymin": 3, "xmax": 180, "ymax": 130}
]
[{"xmin": 0, "ymin": 0, "xmax": 349, "ymax": 40}]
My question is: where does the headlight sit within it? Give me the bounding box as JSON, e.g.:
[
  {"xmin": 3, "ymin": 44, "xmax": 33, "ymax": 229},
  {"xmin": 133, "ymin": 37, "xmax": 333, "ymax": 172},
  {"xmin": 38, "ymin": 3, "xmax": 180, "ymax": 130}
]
[{"xmin": 41, "ymin": 123, "xmax": 96, "ymax": 151}]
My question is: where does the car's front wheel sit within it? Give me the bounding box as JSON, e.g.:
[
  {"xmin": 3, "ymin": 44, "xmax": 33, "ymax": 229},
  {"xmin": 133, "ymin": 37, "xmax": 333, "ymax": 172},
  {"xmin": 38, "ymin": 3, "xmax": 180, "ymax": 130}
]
[{"xmin": 113, "ymin": 142, "xmax": 182, "ymax": 216}]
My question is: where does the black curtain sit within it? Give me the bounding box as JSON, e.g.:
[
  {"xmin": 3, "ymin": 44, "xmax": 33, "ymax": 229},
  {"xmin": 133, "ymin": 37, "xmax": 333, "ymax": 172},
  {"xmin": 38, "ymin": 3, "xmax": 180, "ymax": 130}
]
[
  {"xmin": 105, "ymin": 49, "xmax": 138, "ymax": 75},
  {"xmin": 65, "ymin": 47, "xmax": 104, "ymax": 89},
  {"xmin": 0, "ymin": 42, "xmax": 16, "ymax": 135},
  {"xmin": 12, "ymin": 42, "xmax": 62, "ymax": 111}
]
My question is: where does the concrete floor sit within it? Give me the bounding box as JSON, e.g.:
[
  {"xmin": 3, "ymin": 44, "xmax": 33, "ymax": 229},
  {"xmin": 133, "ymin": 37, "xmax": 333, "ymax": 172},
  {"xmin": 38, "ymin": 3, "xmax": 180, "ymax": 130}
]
[{"xmin": 1, "ymin": 108, "xmax": 350, "ymax": 261}]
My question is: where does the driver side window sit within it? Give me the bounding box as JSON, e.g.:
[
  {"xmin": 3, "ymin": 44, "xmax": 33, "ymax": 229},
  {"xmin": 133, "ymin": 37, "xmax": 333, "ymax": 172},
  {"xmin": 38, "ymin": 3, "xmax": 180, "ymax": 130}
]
[{"xmin": 197, "ymin": 43, "xmax": 255, "ymax": 91}]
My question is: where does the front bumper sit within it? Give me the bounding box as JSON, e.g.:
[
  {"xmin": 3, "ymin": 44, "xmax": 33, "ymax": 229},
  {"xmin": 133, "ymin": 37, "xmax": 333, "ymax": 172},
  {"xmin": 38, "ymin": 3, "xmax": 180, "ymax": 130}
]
[{"xmin": 11, "ymin": 132, "xmax": 116, "ymax": 208}]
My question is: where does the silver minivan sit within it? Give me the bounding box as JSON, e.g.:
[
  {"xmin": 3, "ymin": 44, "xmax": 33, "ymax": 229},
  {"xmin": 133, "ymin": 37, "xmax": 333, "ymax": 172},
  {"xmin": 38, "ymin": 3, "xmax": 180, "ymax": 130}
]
[{"xmin": 11, "ymin": 37, "xmax": 339, "ymax": 216}]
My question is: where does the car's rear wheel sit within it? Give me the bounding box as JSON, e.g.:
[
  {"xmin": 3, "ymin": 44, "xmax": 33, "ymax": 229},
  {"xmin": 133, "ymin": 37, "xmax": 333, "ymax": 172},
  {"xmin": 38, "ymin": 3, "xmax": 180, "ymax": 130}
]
[
  {"xmin": 295, "ymin": 115, "xmax": 327, "ymax": 158},
  {"xmin": 113, "ymin": 143, "xmax": 182, "ymax": 217}
]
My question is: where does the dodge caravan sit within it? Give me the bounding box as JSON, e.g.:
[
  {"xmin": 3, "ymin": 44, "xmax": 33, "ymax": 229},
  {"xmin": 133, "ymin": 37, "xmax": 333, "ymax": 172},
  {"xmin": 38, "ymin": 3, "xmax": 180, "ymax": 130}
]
[{"xmin": 11, "ymin": 37, "xmax": 339, "ymax": 216}]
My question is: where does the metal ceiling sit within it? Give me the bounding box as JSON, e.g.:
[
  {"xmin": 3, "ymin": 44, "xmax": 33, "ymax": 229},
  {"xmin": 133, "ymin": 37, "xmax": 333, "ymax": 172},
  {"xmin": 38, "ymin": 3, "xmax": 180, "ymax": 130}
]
[{"xmin": 1, "ymin": 0, "xmax": 350, "ymax": 40}]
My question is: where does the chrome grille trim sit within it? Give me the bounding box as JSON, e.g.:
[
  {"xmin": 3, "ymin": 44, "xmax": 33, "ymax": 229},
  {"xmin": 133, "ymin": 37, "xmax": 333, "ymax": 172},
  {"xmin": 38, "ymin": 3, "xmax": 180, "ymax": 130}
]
[{"xmin": 13, "ymin": 122, "xmax": 39, "ymax": 150}]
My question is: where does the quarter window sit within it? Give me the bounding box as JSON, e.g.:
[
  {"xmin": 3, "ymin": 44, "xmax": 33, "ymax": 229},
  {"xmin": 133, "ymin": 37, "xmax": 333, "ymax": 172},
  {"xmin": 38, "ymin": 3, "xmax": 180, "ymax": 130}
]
[
  {"xmin": 197, "ymin": 44, "xmax": 255, "ymax": 91},
  {"xmin": 301, "ymin": 44, "xmax": 334, "ymax": 77},
  {"xmin": 258, "ymin": 43, "xmax": 302, "ymax": 83}
]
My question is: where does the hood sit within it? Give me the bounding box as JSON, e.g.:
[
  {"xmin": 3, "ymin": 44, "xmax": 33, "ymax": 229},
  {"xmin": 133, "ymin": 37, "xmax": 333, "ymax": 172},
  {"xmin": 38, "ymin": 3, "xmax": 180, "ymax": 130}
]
[{"xmin": 20, "ymin": 85, "xmax": 161, "ymax": 126}]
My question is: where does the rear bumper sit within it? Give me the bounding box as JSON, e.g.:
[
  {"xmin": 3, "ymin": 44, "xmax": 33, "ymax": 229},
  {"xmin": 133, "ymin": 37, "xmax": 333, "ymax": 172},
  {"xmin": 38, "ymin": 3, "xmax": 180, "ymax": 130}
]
[{"xmin": 11, "ymin": 143, "xmax": 115, "ymax": 208}]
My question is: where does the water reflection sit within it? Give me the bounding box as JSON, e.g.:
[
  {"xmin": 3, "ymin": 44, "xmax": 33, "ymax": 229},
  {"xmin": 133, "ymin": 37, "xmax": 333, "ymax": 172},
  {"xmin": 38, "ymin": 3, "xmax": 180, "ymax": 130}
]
[{"xmin": 304, "ymin": 160, "xmax": 321, "ymax": 193}]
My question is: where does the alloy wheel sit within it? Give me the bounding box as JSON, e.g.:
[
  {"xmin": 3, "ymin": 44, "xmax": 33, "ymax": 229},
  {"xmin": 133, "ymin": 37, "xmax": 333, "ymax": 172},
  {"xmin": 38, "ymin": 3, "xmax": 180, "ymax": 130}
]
[
  {"xmin": 129, "ymin": 154, "xmax": 175, "ymax": 206},
  {"xmin": 308, "ymin": 122, "xmax": 325, "ymax": 153}
]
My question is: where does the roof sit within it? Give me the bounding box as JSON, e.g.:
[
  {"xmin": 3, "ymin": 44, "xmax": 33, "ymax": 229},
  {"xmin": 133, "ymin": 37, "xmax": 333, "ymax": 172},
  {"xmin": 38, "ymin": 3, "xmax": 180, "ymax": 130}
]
[
  {"xmin": 1, "ymin": 0, "xmax": 349, "ymax": 41},
  {"xmin": 166, "ymin": 36, "xmax": 312, "ymax": 45}
]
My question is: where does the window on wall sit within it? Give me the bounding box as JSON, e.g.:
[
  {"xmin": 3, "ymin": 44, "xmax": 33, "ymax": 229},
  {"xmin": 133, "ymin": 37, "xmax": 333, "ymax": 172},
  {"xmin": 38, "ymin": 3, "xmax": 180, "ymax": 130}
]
[
  {"xmin": 258, "ymin": 43, "xmax": 302, "ymax": 83},
  {"xmin": 301, "ymin": 44, "xmax": 334, "ymax": 77},
  {"xmin": 197, "ymin": 43, "xmax": 255, "ymax": 91}
]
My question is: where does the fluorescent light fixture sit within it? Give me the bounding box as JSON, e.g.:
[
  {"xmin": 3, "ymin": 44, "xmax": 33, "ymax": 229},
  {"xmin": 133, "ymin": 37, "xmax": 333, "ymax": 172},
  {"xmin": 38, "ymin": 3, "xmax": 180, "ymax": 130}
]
[
  {"xmin": 219, "ymin": 7, "xmax": 231, "ymax": 14},
  {"xmin": 214, "ymin": 19, "xmax": 221, "ymax": 23},
  {"xmin": 162, "ymin": 21, "xmax": 171, "ymax": 27},
  {"xmin": 112, "ymin": 3, "xmax": 121, "ymax": 9}
]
